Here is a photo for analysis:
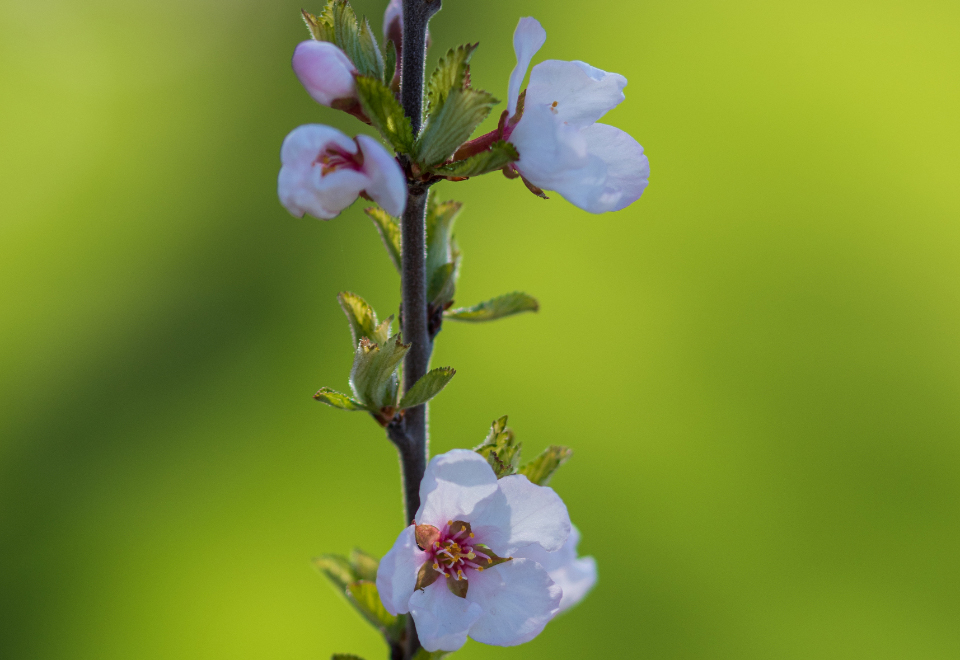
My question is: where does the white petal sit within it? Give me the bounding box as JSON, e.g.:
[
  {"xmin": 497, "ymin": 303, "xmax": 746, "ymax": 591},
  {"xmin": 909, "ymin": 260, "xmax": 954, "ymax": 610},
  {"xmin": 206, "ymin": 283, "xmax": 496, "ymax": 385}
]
[
  {"xmin": 376, "ymin": 525, "xmax": 427, "ymax": 615},
  {"xmin": 278, "ymin": 125, "xmax": 366, "ymax": 219},
  {"xmin": 465, "ymin": 558, "xmax": 561, "ymax": 646},
  {"xmin": 549, "ymin": 123, "xmax": 650, "ymax": 213},
  {"xmin": 469, "ymin": 474, "xmax": 571, "ymax": 555},
  {"xmin": 409, "ymin": 582, "xmax": 483, "ymax": 652},
  {"xmin": 507, "ymin": 17, "xmax": 547, "ymax": 118},
  {"xmin": 356, "ymin": 135, "xmax": 407, "ymax": 217},
  {"xmin": 526, "ymin": 59, "xmax": 627, "ymax": 128},
  {"xmin": 292, "ymin": 41, "xmax": 357, "ymax": 107},
  {"xmin": 509, "ymin": 103, "xmax": 588, "ymax": 189},
  {"xmin": 513, "ymin": 525, "xmax": 597, "ymax": 613},
  {"xmin": 416, "ymin": 450, "xmax": 500, "ymax": 528}
]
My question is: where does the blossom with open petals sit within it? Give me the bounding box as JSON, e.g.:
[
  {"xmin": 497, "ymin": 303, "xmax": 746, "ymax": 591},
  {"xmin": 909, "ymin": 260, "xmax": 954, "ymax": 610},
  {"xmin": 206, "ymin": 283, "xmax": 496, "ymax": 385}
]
[
  {"xmin": 376, "ymin": 450, "xmax": 571, "ymax": 652},
  {"xmin": 504, "ymin": 17, "xmax": 649, "ymax": 213},
  {"xmin": 513, "ymin": 524, "xmax": 597, "ymax": 613},
  {"xmin": 278, "ymin": 124, "xmax": 406, "ymax": 220},
  {"xmin": 292, "ymin": 40, "xmax": 358, "ymax": 107}
]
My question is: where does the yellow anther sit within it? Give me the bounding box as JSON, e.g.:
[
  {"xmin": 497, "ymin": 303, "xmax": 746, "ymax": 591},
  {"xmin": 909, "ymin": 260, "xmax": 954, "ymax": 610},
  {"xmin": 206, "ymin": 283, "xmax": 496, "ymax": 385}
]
[
  {"xmin": 447, "ymin": 520, "xmax": 453, "ymax": 525},
  {"xmin": 487, "ymin": 558, "xmax": 492, "ymax": 564},
  {"xmin": 477, "ymin": 567, "xmax": 484, "ymax": 572},
  {"xmin": 469, "ymin": 533, "xmax": 474, "ymax": 538},
  {"xmin": 433, "ymin": 563, "xmax": 439, "ymax": 570},
  {"xmin": 467, "ymin": 552, "xmax": 476, "ymax": 560}
]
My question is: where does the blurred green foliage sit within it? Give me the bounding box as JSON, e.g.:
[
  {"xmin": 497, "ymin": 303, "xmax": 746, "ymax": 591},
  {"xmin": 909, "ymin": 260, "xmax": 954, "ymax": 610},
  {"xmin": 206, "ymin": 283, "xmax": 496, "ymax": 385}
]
[{"xmin": 2, "ymin": 0, "xmax": 959, "ymax": 658}]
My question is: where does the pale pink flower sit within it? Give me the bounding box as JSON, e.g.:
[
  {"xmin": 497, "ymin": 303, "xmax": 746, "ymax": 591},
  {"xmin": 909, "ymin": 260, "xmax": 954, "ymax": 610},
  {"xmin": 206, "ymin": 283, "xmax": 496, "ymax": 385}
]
[
  {"xmin": 278, "ymin": 124, "xmax": 406, "ymax": 220},
  {"xmin": 376, "ymin": 450, "xmax": 572, "ymax": 652},
  {"xmin": 292, "ymin": 40, "xmax": 357, "ymax": 107},
  {"xmin": 513, "ymin": 524, "xmax": 597, "ymax": 613},
  {"xmin": 504, "ymin": 17, "xmax": 650, "ymax": 214}
]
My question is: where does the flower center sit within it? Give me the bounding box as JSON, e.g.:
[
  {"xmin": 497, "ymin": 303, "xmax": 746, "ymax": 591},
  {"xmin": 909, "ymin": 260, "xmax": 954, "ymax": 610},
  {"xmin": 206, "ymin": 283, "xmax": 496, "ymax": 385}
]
[
  {"xmin": 430, "ymin": 520, "xmax": 489, "ymax": 581},
  {"xmin": 315, "ymin": 145, "xmax": 363, "ymax": 176}
]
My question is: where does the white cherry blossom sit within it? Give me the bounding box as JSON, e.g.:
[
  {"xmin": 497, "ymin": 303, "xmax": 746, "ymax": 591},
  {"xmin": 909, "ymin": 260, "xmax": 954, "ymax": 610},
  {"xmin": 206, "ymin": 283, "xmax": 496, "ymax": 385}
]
[
  {"xmin": 504, "ymin": 17, "xmax": 650, "ymax": 214},
  {"xmin": 292, "ymin": 40, "xmax": 357, "ymax": 107},
  {"xmin": 278, "ymin": 124, "xmax": 406, "ymax": 220},
  {"xmin": 376, "ymin": 449, "xmax": 572, "ymax": 652},
  {"xmin": 513, "ymin": 524, "xmax": 597, "ymax": 613}
]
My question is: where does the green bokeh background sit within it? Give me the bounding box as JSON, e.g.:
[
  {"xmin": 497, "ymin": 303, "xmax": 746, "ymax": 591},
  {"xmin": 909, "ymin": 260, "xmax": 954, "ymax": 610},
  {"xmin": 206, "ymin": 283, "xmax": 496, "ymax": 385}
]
[{"xmin": 2, "ymin": 0, "xmax": 959, "ymax": 657}]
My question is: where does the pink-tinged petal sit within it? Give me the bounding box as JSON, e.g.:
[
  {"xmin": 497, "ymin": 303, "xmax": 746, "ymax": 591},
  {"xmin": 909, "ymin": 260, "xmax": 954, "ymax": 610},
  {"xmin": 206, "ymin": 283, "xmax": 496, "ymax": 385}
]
[
  {"xmin": 469, "ymin": 474, "xmax": 571, "ymax": 555},
  {"xmin": 409, "ymin": 581, "xmax": 483, "ymax": 652},
  {"xmin": 292, "ymin": 41, "xmax": 357, "ymax": 107},
  {"xmin": 416, "ymin": 450, "xmax": 499, "ymax": 528},
  {"xmin": 376, "ymin": 525, "xmax": 427, "ymax": 615},
  {"xmin": 383, "ymin": 0, "xmax": 402, "ymax": 38},
  {"xmin": 507, "ymin": 17, "xmax": 547, "ymax": 118},
  {"xmin": 356, "ymin": 135, "xmax": 406, "ymax": 217},
  {"xmin": 526, "ymin": 59, "xmax": 627, "ymax": 128},
  {"xmin": 465, "ymin": 558, "xmax": 561, "ymax": 646},
  {"xmin": 509, "ymin": 103, "xmax": 588, "ymax": 189},
  {"xmin": 278, "ymin": 124, "xmax": 366, "ymax": 219},
  {"xmin": 550, "ymin": 123, "xmax": 649, "ymax": 213},
  {"xmin": 513, "ymin": 525, "xmax": 597, "ymax": 613}
]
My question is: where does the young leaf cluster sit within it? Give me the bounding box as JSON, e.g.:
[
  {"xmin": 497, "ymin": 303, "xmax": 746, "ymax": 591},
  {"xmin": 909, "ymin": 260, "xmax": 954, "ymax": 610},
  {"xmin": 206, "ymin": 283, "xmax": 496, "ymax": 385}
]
[
  {"xmin": 314, "ymin": 293, "xmax": 455, "ymax": 425},
  {"xmin": 415, "ymin": 45, "xmax": 499, "ymax": 168},
  {"xmin": 474, "ymin": 416, "xmax": 572, "ymax": 485},
  {"xmin": 316, "ymin": 549, "xmax": 407, "ymax": 651},
  {"xmin": 302, "ymin": 1, "xmax": 394, "ymax": 84}
]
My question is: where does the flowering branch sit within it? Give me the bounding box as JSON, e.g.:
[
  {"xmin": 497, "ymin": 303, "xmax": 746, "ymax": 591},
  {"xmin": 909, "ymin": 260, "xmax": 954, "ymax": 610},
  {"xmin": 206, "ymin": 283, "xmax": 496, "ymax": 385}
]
[{"xmin": 277, "ymin": 2, "xmax": 651, "ymax": 658}]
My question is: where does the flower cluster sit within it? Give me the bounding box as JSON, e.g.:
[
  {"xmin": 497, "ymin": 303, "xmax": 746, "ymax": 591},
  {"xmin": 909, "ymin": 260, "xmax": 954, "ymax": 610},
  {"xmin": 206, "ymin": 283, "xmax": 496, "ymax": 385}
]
[
  {"xmin": 377, "ymin": 450, "xmax": 596, "ymax": 652},
  {"xmin": 277, "ymin": 4, "xmax": 649, "ymax": 221}
]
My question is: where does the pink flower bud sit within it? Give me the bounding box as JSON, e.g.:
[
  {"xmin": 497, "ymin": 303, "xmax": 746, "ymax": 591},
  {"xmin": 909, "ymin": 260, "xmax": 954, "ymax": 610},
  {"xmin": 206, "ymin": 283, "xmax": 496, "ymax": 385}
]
[{"xmin": 292, "ymin": 41, "xmax": 357, "ymax": 107}]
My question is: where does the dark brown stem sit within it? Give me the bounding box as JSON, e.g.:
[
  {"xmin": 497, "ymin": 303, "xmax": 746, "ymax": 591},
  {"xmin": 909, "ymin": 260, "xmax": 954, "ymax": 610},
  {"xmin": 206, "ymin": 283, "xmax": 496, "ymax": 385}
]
[{"xmin": 394, "ymin": 2, "xmax": 442, "ymax": 658}]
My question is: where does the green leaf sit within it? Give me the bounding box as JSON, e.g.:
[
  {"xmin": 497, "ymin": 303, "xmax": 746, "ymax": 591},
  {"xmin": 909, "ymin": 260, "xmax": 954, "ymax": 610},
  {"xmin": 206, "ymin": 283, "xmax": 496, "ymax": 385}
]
[
  {"xmin": 383, "ymin": 39, "xmax": 397, "ymax": 86},
  {"xmin": 425, "ymin": 193, "xmax": 462, "ymax": 307},
  {"xmin": 349, "ymin": 548, "xmax": 380, "ymax": 582},
  {"xmin": 425, "ymin": 44, "xmax": 477, "ymax": 115},
  {"xmin": 331, "ymin": 0, "xmax": 363, "ymax": 72},
  {"xmin": 415, "ymin": 87, "xmax": 498, "ymax": 166},
  {"xmin": 365, "ymin": 207, "xmax": 402, "ymax": 273},
  {"xmin": 302, "ymin": 8, "xmax": 334, "ymax": 41},
  {"xmin": 313, "ymin": 387, "xmax": 368, "ymax": 411},
  {"xmin": 338, "ymin": 292, "xmax": 384, "ymax": 347},
  {"xmin": 426, "ymin": 195, "xmax": 462, "ymax": 279},
  {"xmin": 435, "ymin": 140, "xmax": 519, "ymax": 178},
  {"xmin": 349, "ymin": 333, "xmax": 409, "ymax": 411},
  {"xmin": 354, "ymin": 75, "xmax": 415, "ymax": 154},
  {"xmin": 314, "ymin": 554, "xmax": 357, "ymax": 592},
  {"xmin": 474, "ymin": 416, "xmax": 522, "ymax": 478},
  {"xmin": 356, "ymin": 17, "xmax": 385, "ymax": 79},
  {"xmin": 398, "ymin": 367, "xmax": 457, "ymax": 409},
  {"xmin": 428, "ymin": 261, "xmax": 459, "ymax": 308},
  {"xmin": 519, "ymin": 445, "xmax": 573, "ymax": 486},
  {"xmin": 347, "ymin": 581, "xmax": 405, "ymax": 642},
  {"xmin": 445, "ymin": 292, "xmax": 540, "ymax": 322}
]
